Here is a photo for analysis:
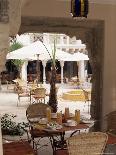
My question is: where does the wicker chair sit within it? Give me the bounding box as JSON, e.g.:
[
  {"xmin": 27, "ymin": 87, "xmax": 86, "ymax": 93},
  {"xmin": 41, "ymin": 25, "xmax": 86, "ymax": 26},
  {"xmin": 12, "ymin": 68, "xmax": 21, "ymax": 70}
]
[
  {"xmin": 55, "ymin": 132, "xmax": 108, "ymax": 155},
  {"xmin": 82, "ymin": 89, "xmax": 91, "ymax": 113},
  {"xmin": 17, "ymin": 85, "xmax": 30, "ymax": 106},
  {"xmin": 32, "ymin": 88, "xmax": 46, "ymax": 104},
  {"xmin": 66, "ymin": 132, "xmax": 108, "ymax": 155},
  {"xmin": 26, "ymin": 102, "xmax": 52, "ymax": 118},
  {"xmin": 26, "ymin": 103, "xmax": 52, "ymax": 149}
]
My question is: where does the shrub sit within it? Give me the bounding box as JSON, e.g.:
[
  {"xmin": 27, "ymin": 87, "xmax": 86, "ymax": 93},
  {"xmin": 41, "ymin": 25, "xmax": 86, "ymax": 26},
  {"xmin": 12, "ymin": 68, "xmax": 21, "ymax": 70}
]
[{"xmin": 1, "ymin": 113, "xmax": 29, "ymax": 136}]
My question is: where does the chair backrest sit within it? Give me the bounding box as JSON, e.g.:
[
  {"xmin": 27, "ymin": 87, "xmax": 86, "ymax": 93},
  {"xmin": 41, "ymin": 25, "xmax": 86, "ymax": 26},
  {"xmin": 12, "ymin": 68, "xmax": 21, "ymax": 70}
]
[
  {"xmin": 66, "ymin": 132, "xmax": 108, "ymax": 155},
  {"xmin": 82, "ymin": 89, "xmax": 91, "ymax": 101},
  {"xmin": 106, "ymin": 111, "xmax": 116, "ymax": 133},
  {"xmin": 34, "ymin": 88, "xmax": 46, "ymax": 98},
  {"xmin": 26, "ymin": 103, "xmax": 52, "ymax": 119}
]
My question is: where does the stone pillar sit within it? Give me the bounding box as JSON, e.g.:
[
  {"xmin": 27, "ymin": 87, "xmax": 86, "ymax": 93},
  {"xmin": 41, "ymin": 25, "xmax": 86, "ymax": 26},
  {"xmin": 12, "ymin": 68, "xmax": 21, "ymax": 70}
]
[
  {"xmin": 78, "ymin": 60, "xmax": 85, "ymax": 82},
  {"xmin": 60, "ymin": 60, "xmax": 64, "ymax": 84},
  {"xmin": 60, "ymin": 35, "xmax": 64, "ymax": 45},
  {"xmin": 0, "ymin": 24, "xmax": 9, "ymax": 86},
  {"xmin": 21, "ymin": 61, "xmax": 28, "ymax": 82},
  {"xmin": 0, "ymin": 0, "xmax": 9, "ymax": 153},
  {"xmin": 67, "ymin": 36, "xmax": 70, "ymax": 44},
  {"xmin": 59, "ymin": 35, "xmax": 64, "ymax": 50},
  {"xmin": 42, "ymin": 60, "xmax": 47, "ymax": 84}
]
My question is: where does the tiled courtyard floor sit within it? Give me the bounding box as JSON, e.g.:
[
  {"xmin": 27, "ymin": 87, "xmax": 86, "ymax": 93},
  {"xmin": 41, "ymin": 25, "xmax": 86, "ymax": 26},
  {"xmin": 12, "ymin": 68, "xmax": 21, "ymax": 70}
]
[{"xmin": 0, "ymin": 84, "xmax": 116, "ymax": 155}]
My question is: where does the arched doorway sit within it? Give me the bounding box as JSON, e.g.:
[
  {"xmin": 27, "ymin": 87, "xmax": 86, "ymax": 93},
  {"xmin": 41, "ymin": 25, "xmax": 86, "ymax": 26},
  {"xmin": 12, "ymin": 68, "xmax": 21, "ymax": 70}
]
[{"xmin": 19, "ymin": 17, "xmax": 104, "ymax": 130}]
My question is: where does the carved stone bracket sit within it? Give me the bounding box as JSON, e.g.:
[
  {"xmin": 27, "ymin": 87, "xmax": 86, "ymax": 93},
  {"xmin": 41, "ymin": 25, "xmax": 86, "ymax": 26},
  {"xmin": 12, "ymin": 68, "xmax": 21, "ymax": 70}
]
[{"xmin": 0, "ymin": 0, "xmax": 9, "ymax": 23}]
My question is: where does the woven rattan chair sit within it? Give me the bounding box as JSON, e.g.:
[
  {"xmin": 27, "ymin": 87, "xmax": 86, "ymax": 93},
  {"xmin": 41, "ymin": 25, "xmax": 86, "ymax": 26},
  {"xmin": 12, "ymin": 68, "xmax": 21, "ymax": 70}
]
[
  {"xmin": 55, "ymin": 132, "xmax": 108, "ymax": 155},
  {"xmin": 26, "ymin": 102, "xmax": 52, "ymax": 119},
  {"xmin": 17, "ymin": 85, "xmax": 30, "ymax": 106},
  {"xmin": 82, "ymin": 89, "xmax": 91, "ymax": 114},
  {"xmin": 66, "ymin": 132, "xmax": 108, "ymax": 155},
  {"xmin": 26, "ymin": 103, "xmax": 52, "ymax": 149},
  {"xmin": 32, "ymin": 88, "xmax": 46, "ymax": 103}
]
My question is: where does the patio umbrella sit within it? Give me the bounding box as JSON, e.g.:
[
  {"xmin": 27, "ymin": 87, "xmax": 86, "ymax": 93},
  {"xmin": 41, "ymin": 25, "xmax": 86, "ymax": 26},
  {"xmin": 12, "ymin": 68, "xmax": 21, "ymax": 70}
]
[
  {"xmin": 61, "ymin": 52, "xmax": 89, "ymax": 61},
  {"xmin": 6, "ymin": 41, "xmax": 71, "ymax": 84},
  {"xmin": 6, "ymin": 41, "xmax": 71, "ymax": 61}
]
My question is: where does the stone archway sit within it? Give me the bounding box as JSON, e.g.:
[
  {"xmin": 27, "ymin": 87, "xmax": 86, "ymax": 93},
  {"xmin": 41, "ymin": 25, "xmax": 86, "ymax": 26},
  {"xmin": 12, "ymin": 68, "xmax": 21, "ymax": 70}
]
[{"xmin": 19, "ymin": 17, "xmax": 104, "ymax": 130}]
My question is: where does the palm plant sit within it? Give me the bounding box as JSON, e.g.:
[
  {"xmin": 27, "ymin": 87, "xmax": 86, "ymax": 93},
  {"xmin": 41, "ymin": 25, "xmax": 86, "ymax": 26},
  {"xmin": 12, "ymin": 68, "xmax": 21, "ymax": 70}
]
[
  {"xmin": 42, "ymin": 39, "xmax": 58, "ymax": 112},
  {"xmin": 9, "ymin": 42, "xmax": 24, "ymax": 78}
]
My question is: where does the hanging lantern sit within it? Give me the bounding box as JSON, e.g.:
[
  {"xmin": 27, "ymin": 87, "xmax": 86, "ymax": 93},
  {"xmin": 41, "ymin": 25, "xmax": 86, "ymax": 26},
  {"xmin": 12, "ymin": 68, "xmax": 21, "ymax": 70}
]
[{"xmin": 71, "ymin": 0, "xmax": 89, "ymax": 18}]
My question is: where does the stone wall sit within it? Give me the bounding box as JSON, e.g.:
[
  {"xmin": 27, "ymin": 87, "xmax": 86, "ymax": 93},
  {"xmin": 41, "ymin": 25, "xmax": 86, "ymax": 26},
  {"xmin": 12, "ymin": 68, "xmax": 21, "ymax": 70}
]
[{"xmin": 0, "ymin": 0, "xmax": 23, "ymax": 72}]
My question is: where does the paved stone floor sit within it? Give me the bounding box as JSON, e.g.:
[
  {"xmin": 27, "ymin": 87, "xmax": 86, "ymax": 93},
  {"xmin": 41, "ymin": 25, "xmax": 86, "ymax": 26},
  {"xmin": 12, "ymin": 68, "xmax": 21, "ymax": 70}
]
[{"xmin": 1, "ymin": 84, "xmax": 115, "ymax": 155}]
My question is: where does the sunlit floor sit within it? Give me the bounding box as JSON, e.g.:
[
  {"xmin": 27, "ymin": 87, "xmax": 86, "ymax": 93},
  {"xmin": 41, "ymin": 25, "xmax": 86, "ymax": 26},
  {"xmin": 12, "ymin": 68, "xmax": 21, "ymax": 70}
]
[
  {"xmin": 1, "ymin": 84, "xmax": 116, "ymax": 155},
  {"xmin": 0, "ymin": 84, "xmax": 91, "ymax": 155}
]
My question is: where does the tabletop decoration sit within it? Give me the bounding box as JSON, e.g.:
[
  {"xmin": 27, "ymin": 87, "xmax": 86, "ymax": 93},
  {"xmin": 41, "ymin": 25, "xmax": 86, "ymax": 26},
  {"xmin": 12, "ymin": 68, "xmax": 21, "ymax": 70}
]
[
  {"xmin": 47, "ymin": 122, "xmax": 62, "ymax": 130},
  {"xmin": 39, "ymin": 118, "xmax": 48, "ymax": 125},
  {"xmin": 46, "ymin": 107, "xmax": 51, "ymax": 122},
  {"xmin": 65, "ymin": 120, "xmax": 77, "ymax": 127},
  {"xmin": 57, "ymin": 112, "xmax": 62, "ymax": 125},
  {"xmin": 64, "ymin": 107, "xmax": 70, "ymax": 120},
  {"xmin": 51, "ymin": 113, "xmax": 57, "ymax": 119}
]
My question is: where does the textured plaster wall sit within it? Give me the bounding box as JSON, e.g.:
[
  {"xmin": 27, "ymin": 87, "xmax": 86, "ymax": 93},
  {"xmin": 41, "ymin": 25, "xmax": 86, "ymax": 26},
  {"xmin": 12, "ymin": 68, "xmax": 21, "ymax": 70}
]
[{"xmin": 88, "ymin": 4, "xmax": 116, "ymax": 128}]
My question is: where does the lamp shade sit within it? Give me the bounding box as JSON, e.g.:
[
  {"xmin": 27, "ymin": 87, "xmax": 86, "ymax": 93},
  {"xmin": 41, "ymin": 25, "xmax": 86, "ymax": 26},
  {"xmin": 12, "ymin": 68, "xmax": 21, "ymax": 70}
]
[{"xmin": 71, "ymin": 0, "xmax": 89, "ymax": 18}]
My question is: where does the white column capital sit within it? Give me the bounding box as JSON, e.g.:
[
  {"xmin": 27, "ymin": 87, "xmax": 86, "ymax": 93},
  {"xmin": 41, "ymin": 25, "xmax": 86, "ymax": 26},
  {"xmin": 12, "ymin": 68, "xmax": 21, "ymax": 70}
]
[
  {"xmin": 60, "ymin": 60, "xmax": 64, "ymax": 67},
  {"xmin": 42, "ymin": 60, "xmax": 47, "ymax": 67}
]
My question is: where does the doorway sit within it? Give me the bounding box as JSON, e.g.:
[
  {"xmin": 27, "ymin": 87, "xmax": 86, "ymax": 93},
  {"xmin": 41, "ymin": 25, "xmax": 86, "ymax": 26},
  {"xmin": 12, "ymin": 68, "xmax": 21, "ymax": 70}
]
[{"xmin": 19, "ymin": 17, "xmax": 104, "ymax": 130}]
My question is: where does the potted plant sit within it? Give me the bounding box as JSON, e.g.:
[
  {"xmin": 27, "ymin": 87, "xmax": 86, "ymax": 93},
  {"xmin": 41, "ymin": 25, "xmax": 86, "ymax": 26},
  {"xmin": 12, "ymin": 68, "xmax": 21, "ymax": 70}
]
[{"xmin": 1, "ymin": 113, "xmax": 28, "ymax": 136}]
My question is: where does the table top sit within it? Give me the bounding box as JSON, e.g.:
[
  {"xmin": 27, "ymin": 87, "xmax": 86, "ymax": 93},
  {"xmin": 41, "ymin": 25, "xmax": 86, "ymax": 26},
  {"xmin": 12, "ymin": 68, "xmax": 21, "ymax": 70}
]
[{"xmin": 32, "ymin": 122, "xmax": 89, "ymax": 134}]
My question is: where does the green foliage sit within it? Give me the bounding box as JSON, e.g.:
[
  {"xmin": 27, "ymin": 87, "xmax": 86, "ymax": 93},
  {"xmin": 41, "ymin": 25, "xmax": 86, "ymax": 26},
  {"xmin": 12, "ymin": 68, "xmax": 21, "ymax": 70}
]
[
  {"xmin": 9, "ymin": 42, "xmax": 25, "ymax": 71},
  {"xmin": 11, "ymin": 59, "xmax": 24, "ymax": 70},
  {"xmin": 1, "ymin": 114, "xmax": 29, "ymax": 136},
  {"xmin": 9, "ymin": 42, "xmax": 23, "ymax": 52}
]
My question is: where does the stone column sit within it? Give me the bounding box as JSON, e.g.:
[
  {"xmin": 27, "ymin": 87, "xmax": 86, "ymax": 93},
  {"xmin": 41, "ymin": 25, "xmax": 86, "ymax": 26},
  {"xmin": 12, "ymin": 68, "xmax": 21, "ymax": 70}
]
[
  {"xmin": 0, "ymin": 1, "xmax": 9, "ymax": 154},
  {"xmin": 21, "ymin": 61, "xmax": 28, "ymax": 83},
  {"xmin": 42, "ymin": 60, "xmax": 47, "ymax": 84},
  {"xmin": 67, "ymin": 36, "xmax": 70, "ymax": 44},
  {"xmin": 0, "ymin": 24, "xmax": 9, "ymax": 89},
  {"xmin": 59, "ymin": 35, "xmax": 64, "ymax": 50},
  {"xmin": 78, "ymin": 60, "xmax": 85, "ymax": 82},
  {"xmin": 60, "ymin": 60, "xmax": 64, "ymax": 84}
]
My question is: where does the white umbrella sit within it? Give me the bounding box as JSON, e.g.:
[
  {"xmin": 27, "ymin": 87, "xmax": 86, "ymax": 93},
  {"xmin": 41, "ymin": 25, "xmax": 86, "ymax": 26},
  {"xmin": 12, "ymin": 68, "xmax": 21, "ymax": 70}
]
[
  {"xmin": 62, "ymin": 52, "xmax": 89, "ymax": 61},
  {"xmin": 6, "ymin": 41, "xmax": 71, "ymax": 61}
]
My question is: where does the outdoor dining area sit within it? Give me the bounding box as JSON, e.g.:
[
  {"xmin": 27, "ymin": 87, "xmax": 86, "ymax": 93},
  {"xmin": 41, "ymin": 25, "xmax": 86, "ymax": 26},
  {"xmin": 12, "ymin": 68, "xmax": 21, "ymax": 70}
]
[
  {"xmin": 2, "ymin": 78, "xmax": 116, "ymax": 155},
  {"xmin": 3, "ymin": 101, "xmax": 116, "ymax": 155},
  {"xmin": 2, "ymin": 40, "xmax": 116, "ymax": 155}
]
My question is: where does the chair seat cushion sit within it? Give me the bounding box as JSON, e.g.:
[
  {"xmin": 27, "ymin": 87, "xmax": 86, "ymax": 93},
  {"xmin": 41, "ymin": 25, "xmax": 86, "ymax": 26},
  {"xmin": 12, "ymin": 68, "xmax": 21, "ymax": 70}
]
[
  {"xmin": 107, "ymin": 134, "xmax": 116, "ymax": 144},
  {"xmin": 19, "ymin": 93, "xmax": 29, "ymax": 97},
  {"xmin": 55, "ymin": 149, "xmax": 68, "ymax": 155},
  {"xmin": 3, "ymin": 141, "xmax": 35, "ymax": 155}
]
